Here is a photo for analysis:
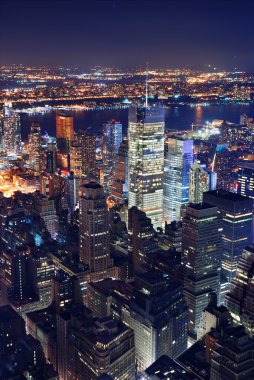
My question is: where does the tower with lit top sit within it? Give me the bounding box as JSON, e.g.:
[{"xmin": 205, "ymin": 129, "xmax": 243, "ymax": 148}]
[{"xmin": 128, "ymin": 105, "xmax": 165, "ymax": 230}]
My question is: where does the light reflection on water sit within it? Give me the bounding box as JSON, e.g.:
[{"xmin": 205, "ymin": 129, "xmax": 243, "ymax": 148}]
[{"xmin": 20, "ymin": 103, "xmax": 254, "ymax": 138}]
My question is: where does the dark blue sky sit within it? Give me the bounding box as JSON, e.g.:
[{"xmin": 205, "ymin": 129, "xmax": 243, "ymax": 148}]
[{"xmin": 1, "ymin": 0, "xmax": 254, "ymax": 71}]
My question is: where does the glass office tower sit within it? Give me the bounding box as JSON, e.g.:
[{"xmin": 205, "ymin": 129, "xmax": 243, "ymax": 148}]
[
  {"xmin": 203, "ymin": 190, "xmax": 253, "ymax": 284},
  {"xmin": 164, "ymin": 137, "xmax": 193, "ymax": 223},
  {"xmin": 128, "ymin": 105, "xmax": 165, "ymax": 230}
]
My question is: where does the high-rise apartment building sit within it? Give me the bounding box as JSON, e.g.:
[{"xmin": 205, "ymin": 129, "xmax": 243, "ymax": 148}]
[
  {"xmin": 110, "ymin": 138, "xmax": 128, "ymax": 204},
  {"xmin": 238, "ymin": 161, "xmax": 254, "ymax": 199},
  {"xmin": 225, "ymin": 245, "xmax": 254, "ymax": 337},
  {"xmin": 56, "ymin": 112, "xmax": 74, "ymax": 154},
  {"xmin": 182, "ymin": 204, "xmax": 222, "ymax": 341},
  {"xmin": 28, "ymin": 122, "xmax": 42, "ymax": 176},
  {"xmin": 79, "ymin": 182, "xmax": 117, "ymax": 280},
  {"xmin": 203, "ymin": 190, "xmax": 253, "ymax": 284},
  {"xmin": 164, "ymin": 137, "xmax": 193, "ymax": 224},
  {"xmin": 128, "ymin": 105, "xmax": 165, "ymax": 230},
  {"xmin": 2, "ymin": 102, "xmax": 21, "ymax": 155},
  {"xmin": 102, "ymin": 120, "xmax": 122, "ymax": 193},
  {"xmin": 189, "ymin": 161, "xmax": 217, "ymax": 203}
]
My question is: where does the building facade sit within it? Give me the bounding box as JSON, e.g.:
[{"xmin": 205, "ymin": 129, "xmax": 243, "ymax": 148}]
[
  {"xmin": 182, "ymin": 204, "xmax": 222, "ymax": 341},
  {"xmin": 164, "ymin": 137, "xmax": 193, "ymax": 224},
  {"xmin": 128, "ymin": 105, "xmax": 165, "ymax": 230}
]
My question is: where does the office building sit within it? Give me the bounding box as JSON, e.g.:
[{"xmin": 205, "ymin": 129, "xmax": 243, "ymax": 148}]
[
  {"xmin": 210, "ymin": 325, "xmax": 254, "ymax": 380},
  {"xmin": 164, "ymin": 137, "xmax": 193, "ymax": 224},
  {"xmin": 56, "ymin": 112, "xmax": 74, "ymax": 154},
  {"xmin": 128, "ymin": 105, "xmax": 165, "ymax": 230},
  {"xmin": 34, "ymin": 194, "xmax": 58, "ymax": 239},
  {"xmin": 70, "ymin": 139, "xmax": 83, "ymax": 177},
  {"xmin": 128, "ymin": 206, "xmax": 159, "ymax": 273},
  {"xmin": 238, "ymin": 161, "xmax": 254, "ymax": 199},
  {"xmin": 28, "ymin": 122, "xmax": 42, "ymax": 176},
  {"xmin": 164, "ymin": 220, "xmax": 182, "ymax": 252},
  {"xmin": 67, "ymin": 317, "xmax": 135, "ymax": 380},
  {"xmin": 225, "ymin": 245, "xmax": 254, "ymax": 337},
  {"xmin": 182, "ymin": 204, "xmax": 222, "ymax": 341},
  {"xmin": 2, "ymin": 102, "xmax": 21, "ymax": 155},
  {"xmin": 0, "ymin": 305, "xmax": 26, "ymax": 357},
  {"xmin": 121, "ymin": 271, "xmax": 188, "ymax": 371},
  {"xmin": 102, "ymin": 120, "xmax": 122, "ymax": 193},
  {"xmin": 79, "ymin": 182, "xmax": 117, "ymax": 280},
  {"xmin": 1, "ymin": 246, "xmax": 37, "ymax": 303},
  {"xmin": 197, "ymin": 292, "xmax": 232, "ymax": 340},
  {"xmin": 203, "ymin": 190, "xmax": 253, "ymax": 284},
  {"xmin": 82, "ymin": 133, "xmax": 96, "ymax": 177},
  {"xmin": 45, "ymin": 142, "xmax": 57, "ymax": 173},
  {"xmin": 87, "ymin": 273, "xmax": 188, "ymax": 372},
  {"xmin": 144, "ymin": 355, "xmax": 193, "ymax": 380},
  {"xmin": 189, "ymin": 160, "xmax": 217, "ymax": 203},
  {"xmin": 111, "ymin": 138, "xmax": 128, "ymax": 204}
]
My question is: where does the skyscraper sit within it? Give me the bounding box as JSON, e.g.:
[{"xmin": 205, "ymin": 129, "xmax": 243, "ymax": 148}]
[
  {"xmin": 102, "ymin": 120, "xmax": 122, "ymax": 193},
  {"xmin": 164, "ymin": 137, "xmax": 193, "ymax": 224},
  {"xmin": 67, "ymin": 317, "xmax": 135, "ymax": 380},
  {"xmin": 210, "ymin": 325, "xmax": 254, "ymax": 380},
  {"xmin": 70, "ymin": 140, "xmax": 83, "ymax": 178},
  {"xmin": 225, "ymin": 245, "xmax": 254, "ymax": 337},
  {"xmin": 110, "ymin": 138, "xmax": 128, "ymax": 204},
  {"xmin": 34, "ymin": 194, "xmax": 58, "ymax": 239},
  {"xmin": 182, "ymin": 204, "xmax": 222, "ymax": 341},
  {"xmin": 56, "ymin": 112, "xmax": 74, "ymax": 154},
  {"xmin": 2, "ymin": 102, "xmax": 21, "ymax": 155},
  {"xmin": 82, "ymin": 133, "xmax": 96, "ymax": 177},
  {"xmin": 189, "ymin": 160, "xmax": 217, "ymax": 204},
  {"xmin": 203, "ymin": 190, "xmax": 253, "ymax": 284},
  {"xmin": 128, "ymin": 206, "xmax": 159, "ymax": 273},
  {"xmin": 121, "ymin": 271, "xmax": 188, "ymax": 371},
  {"xmin": 79, "ymin": 182, "xmax": 117, "ymax": 281},
  {"xmin": 128, "ymin": 105, "xmax": 165, "ymax": 230},
  {"xmin": 28, "ymin": 122, "xmax": 42, "ymax": 176},
  {"xmin": 238, "ymin": 161, "xmax": 254, "ymax": 199}
]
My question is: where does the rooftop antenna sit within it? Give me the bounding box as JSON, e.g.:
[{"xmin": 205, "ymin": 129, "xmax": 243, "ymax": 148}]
[{"xmin": 145, "ymin": 61, "xmax": 149, "ymax": 107}]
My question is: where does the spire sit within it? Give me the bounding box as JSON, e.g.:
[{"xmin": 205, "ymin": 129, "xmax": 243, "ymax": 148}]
[{"xmin": 145, "ymin": 62, "xmax": 149, "ymax": 107}]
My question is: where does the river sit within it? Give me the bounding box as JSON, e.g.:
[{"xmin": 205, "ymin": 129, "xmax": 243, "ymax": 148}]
[{"xmin": 19, "ymin": 103, "xmax": 254, "ymax": 139}]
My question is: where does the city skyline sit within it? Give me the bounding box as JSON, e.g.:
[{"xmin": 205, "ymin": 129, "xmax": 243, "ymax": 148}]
[{"xmin": 1, "ymin": 0, "xmax": 254, "ymax": 71}]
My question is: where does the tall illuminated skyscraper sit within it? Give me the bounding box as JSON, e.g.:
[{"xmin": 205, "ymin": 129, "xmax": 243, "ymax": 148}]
[
  {"xmin": 164, "ymin": 137, "xmax": 193, "ymax": 223},
  {"xmin": 225, "ymin": 245, "xmax": 254, "ymax": 337},
  {"xmin": 203, "ymin": 190, "xmax": 253, "ymax": 284},
  {"xmin": 79, "ymin": 182, "xmax": 118, "ymax": 281},
  {"xmin": 189, "ymin": 161, "xmax": 217, "ymax": 204},
  {"xmin": 128, "ymin": 105, "xmax": 165, "ymax": 230},
  {"xmin": 238, "ymin": 161, "xmax": 254, "ymax": 199},
  {"xmin": 182, "ymin": 204, "xmax": 222, "ymax": 341},
  {"xmin": 28, "ymin": 123, "xmax": 42, "ymax": 176},
  {"xmin": 56, "ymin": 112, "xmax": 74, "ymax": 154},
  {"xmin": 2, "ymin": 102, "xmax": 21, "ymax": 155},
  {"xmin": 102, "ymin": 120, "xmax": 122, "ymax": 193},
  {"xmin": 111, "ymin": 138, "xmax": 128, "ymax": 204}
]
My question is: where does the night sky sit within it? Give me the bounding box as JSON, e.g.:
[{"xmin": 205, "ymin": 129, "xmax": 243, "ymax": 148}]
[{"xmin": 1, "ymin": 0, "xmax": 254, "ymax": 71}]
